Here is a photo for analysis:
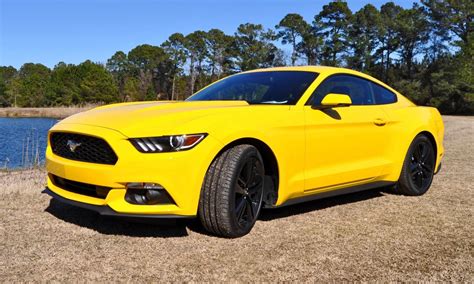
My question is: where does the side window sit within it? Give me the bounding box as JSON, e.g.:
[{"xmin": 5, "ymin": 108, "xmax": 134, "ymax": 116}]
[
  {"xmin": 371, "ymin": 83, "xmax": 397, "ymax": 104},
  {"xmin": 308, "ymin": 75, "xmax": 374, "ymax": 106}
]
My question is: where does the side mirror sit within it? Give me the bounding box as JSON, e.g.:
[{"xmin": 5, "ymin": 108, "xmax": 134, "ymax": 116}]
[{"xmin": 313, "ymin": 93, "xmax": 352, "ymax": 109}]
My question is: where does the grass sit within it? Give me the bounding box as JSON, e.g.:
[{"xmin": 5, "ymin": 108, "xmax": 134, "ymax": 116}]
[
  {"xmin": 0, "ymin": 106, "xmax": 94, "ymax": 119},
  {"xmin": 0, "ymin": 116, "xmax": 472, "ymax": 281}
]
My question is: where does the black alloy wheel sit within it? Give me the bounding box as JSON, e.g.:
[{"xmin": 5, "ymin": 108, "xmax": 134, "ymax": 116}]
[
  {"xmin": 398, "ymin": 135, "xmax": 436, "ymax": 196},
  {"xmin": 234, "ymin": 156, "xmax": 264, "ymax": 230},
  {"xmin": 409, "ymin": 140, "xmax": 435, "ymax": 190}
]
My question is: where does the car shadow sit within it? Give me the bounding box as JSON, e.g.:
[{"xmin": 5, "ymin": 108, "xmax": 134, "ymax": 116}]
[
  {"xmin": 45, "ymin": 198, "xmax": 190, "ymax": 238},
  {"xmin": 44, "ymin": 186, "xmax": 393, "ymax": 237},
  {"xmin": 259, "ymin": 187, "xmax": 389, "ymax": 221}
]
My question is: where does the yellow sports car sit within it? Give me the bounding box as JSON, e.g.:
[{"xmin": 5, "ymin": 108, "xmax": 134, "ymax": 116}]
[{"xmin": 45, "ymin": 66, "xmax": 444, "ymax": 237}]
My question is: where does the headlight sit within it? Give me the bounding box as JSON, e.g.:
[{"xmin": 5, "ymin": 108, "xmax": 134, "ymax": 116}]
[{"xmin": 129, "ymin": 133, "xmax": 207, "ymax": 153}]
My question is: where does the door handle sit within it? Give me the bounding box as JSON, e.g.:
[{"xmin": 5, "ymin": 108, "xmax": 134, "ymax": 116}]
[{"xmin": 373, "ymin": 118, "xmax": 386, "ymax": 126}]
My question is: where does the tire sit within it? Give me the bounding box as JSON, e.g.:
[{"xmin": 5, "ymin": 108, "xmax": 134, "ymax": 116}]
[
  {"xmin": 398, "ymin": 134, "xmax": 436, "ymax": 196},
  {"xmin": 198, "ymin": 144, "xmax": 265, "ymax": 238}
]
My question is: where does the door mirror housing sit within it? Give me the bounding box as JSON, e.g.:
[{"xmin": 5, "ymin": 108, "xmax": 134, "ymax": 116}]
[{"xmin": 312, "ymin": 93, "xmax": 352, "ymax": 109}]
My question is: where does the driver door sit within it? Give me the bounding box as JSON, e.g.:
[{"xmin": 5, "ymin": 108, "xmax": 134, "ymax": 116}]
[{"xmin": 304, "ymin": 75, "xmax": 390, "ymax": 193}]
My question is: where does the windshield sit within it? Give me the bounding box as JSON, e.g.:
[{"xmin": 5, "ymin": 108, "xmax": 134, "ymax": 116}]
[{"xmin": 186, "ymin": 71, "xmax": 318, "ymax": 105}]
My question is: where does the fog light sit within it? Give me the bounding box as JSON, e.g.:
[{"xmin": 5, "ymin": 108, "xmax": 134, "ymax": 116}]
[
  {"xmin": 127, "ymin": 182, "xmax": 163, "ymax": 190},
  {"xmin": 125, "ymin": 183, "xmax": 175, "ymax": 205}
]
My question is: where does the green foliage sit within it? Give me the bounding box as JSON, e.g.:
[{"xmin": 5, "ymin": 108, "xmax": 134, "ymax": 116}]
[
  {"xmin": 0, "ymin": 0, "xmax": 472, "ymax": 114},
  {"xmin": 428, "ymin": 41, "xmax": 474, "ymax": 114},
  {"xmin": 161, "ymin": 33, "xmax": 187, "ymax": 77},
  {"xmin": 76, "ymin": 60, "xmax": 119, "ymax": 103},
  {"xmin": 233, "ymin": 23, "xmax": 280, "ymax": 71},
  {"xmin": 276, "ymin": 13, "xmax": 310, "ymax": 65},
  {"xmin": 128, "ymin": 44, "xmax": 171, "ymax": 99},
  {"xmin": 395, "ymin": 4, "xmax": 430, "ymax": 76},
  {"xmin": 422, "ymin": 0, "xmax": 473, "ymax": 45},
  {"xmin": 14, "ymin": 63, "xmax": 51, "ymax": 107},
  {"xmin": 48, "ymin": 62, "xmax": 81, "ymax": 106},
  {"xmin": 347, "ymin": 4, "xmax": 382, "ymax": 71},
  {"xmin": 0, "ymin": 66, "xmax": 17, "ymax": 107},
  {"xmin": 106, "ymin": 51, "xmax": 130, "ymax": 101},
  {"xmin": 205, "ymin": 29, "xmax": 233, "ymax": 79},
  {"xmin": 315, "ymin": 0, "xmax": 353, "ymax": 65},
  {"xmin": 48, "ymin": 61, "xmax": 118, "ymax": 105},
  {"xmin": 376, "ymin": 2, "xmax": 404, "ymax": 80},
  {"xmin": 123, "ymin": 77, "xmax": 141, "ymax": 101},
  {"xmin": 185, "ymin": 31, "xmax": 209, "ymax": 95}
]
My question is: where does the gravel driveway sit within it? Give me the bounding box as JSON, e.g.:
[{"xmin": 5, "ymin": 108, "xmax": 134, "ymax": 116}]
[{"xmin": 1, "ymin": 116, "xmax": 472, "ymax": 281}]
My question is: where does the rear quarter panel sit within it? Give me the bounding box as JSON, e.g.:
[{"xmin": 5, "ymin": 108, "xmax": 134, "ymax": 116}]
[{"xmin": 380, "ymin": 103, "xmax": 444, "ymax": 181}]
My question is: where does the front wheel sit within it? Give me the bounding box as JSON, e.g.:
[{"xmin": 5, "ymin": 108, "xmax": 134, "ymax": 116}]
[
  {"xmin": 398, "ymin": 134, "xmax": 436, "ymax": 196},
  {"xmin": 198, "ymin": 144, "xmax": 264, "ymax": 238}
]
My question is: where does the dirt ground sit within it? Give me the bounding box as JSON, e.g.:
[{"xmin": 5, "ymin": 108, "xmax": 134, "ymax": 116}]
[{"xmin": 1, "ymin": 116, "xmax": 473, "ymax": 282}]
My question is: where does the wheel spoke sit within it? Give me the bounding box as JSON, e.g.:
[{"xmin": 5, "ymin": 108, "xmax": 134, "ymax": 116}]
[
  {"xmin": 421, "ymin": 144, "xmax": 430, "ymax": 161},
  {"xmin": 413, "ymin": 146, "xmax": 420, "ymax": 161},
  {"xmin": 421, "ymin": 163, "xmax": 432, "ymax": 173},
  {"xmin": 233, "ymin": 154, "xmax": 264, "ymax": 229},
  {"xmin": 243, "ymin": 160, "xmax": 253, "ymax": 185},
  {"xmin": 251, "ymin": 200, "xmax": 260, "ymax": 219},
  {"xmin": 414, "ymin": 171, "xmax": 423, "ymax": 188},
  {"xmin": 235, "ymin": 198, "xmax": 246, "ymax": 222},
  {"xmin": 418, "ymin": 144, "xmax": 425, "ymax": 158},
  {"xmin": 235, "ymin": 183, "xmax": 246, "ymax": 195},
  {"xmin": 237, "ymin": 177, "xmax": 246, "ymax": 188},
  {"xmin": 247, "ymin": 169, "xmax": 256, "ymax": 187},
  {"xmin": 247, "ymin": 175, "xmax": 263, "ymax": 194},
  {"xmin": 417, "ymin": 144, "xmax": 425, "ymax": 160},
  {"xmin": 421, "ymin": 167, "xmax": 432, "ymax": 178},
  {"xmin": 246, "ymin": 199, "xmax": 255, "ymax": 220}
]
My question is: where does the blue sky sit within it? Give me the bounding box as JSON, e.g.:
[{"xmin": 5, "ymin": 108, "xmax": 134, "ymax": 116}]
[{"xmin": 1, "ymin": 0, "xmax": 417, "ymax": 69}]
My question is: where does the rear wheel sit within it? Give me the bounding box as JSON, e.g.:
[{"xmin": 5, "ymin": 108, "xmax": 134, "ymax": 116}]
[
  {"xmin": 398, "ymin": 135, "xmax": 436, "ymax": 196},
  {"xmin": 198, "ymin": 144, "xmax": 264, "ymax": 238}
]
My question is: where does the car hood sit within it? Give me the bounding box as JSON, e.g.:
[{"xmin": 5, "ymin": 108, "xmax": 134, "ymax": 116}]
[{"xmin": 58, "ymin": 100, "xmax": 251, "ymax": 137}]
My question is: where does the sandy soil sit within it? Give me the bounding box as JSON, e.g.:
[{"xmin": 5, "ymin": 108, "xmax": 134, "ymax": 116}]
[{"xmin": 0, "ymin": 116, "xmax": 473, "ymax": 282}]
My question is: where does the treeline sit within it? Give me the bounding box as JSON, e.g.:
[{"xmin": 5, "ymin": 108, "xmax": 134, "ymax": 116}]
[{"xmin": 0, "ymin": 0, "xmax": 472, "ymax": 114}]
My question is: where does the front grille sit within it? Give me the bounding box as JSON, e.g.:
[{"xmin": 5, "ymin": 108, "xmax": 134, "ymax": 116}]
[
  {"xmin": 50, "ymin": 132, "xmax": 118, "ymax": 165},
  {"xmin": 50, "ymin": 174, "xmax": 112, "ymax": 199}
]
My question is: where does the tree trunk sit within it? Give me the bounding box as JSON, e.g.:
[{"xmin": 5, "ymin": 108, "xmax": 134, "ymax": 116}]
[
  {"xmin": 189, "ymin": 56, "xmax": 196, "ymax": 97},
  {"xmin": 386, "ymin": 46, "xmax": 391, "ymax": 72},
  {"xmin": 292, "ymin": 36, "xmax": 297, "ymax": 66},
  {"xmin": 171, "ymin": 74, "xmax": 176, "ymax": 100}
]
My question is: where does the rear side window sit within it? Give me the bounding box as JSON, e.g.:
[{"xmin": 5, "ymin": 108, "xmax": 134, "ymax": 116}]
[{"xmin": 371, "ymin": 83, "xmax": 397, "ymax": 104}]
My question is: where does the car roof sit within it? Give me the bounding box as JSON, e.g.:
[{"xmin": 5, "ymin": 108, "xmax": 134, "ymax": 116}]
[
  {"xmin": 244, "ymin": 65, "xmax": 399, "ymax": 96},
  {"xmin": 245, "ymin": 65, "xmax": 348, "ymax": 74},
  {"xmin": 245, "ymin": 65, "xmax": 377, "ymax": 79}
]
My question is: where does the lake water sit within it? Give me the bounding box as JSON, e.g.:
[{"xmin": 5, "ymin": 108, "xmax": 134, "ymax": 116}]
[{"xmin": 0, "ymin": 118, "xmax": 58, "ymax": 169}]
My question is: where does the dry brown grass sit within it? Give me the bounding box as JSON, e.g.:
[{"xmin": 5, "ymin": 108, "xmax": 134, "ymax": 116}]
[
  {"xmin": 0, "ymin": 116, "xmax": 473, "ymax": 282},
  {"xmin": 0, "ymin": 106, "xmax": 94, "ymax": 119}
]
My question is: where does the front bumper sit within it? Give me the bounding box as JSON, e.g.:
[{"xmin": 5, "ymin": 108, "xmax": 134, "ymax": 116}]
[
  {"xmin": 434, "ymin": 163, "xmax": 442, "ymax": 175},
  {"xmin": 43, "ymin": 188, "xmax": 193, "ymax": 218},
  {"xmin": 46, "ymin": 123, "xmax": 222, "ymax": 217}
]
